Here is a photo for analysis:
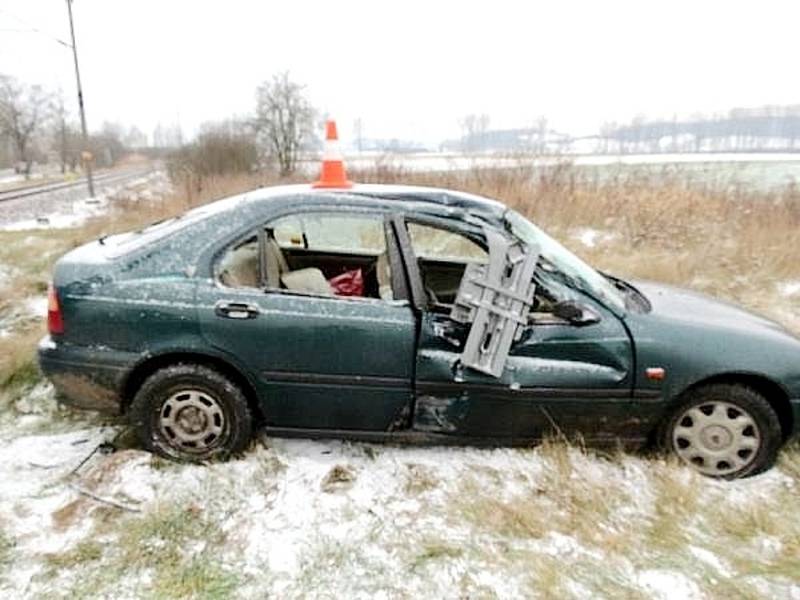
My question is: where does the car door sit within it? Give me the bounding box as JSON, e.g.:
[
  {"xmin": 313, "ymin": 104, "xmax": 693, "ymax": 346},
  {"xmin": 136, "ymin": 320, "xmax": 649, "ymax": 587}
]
[
  {"xmin": 196, "ymin": 209, "xmax": 417, "ymax": 432},
  {"xmin": 402, "ymin": 218, "xmax": 635, "ymax": 443}
]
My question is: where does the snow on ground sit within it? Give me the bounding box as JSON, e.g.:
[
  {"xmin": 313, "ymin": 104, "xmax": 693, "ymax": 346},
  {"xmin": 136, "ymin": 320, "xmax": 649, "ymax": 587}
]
[
  {"xmin": 572, "ymin": 228, "xmax": 618, "ymax": 249},
  {"xmin": 342, "ymin": 151, "xmax": 800, "ymax": 172},
  {"xmin": 0, "ymin": 383, "xmax": 797, "ymax": 598},
  {"xmin": 0, "ymin": 198, "xmax": 110, "ymax": 232},
  {"xmin": 779, "ymin": 281, "xmax": 800, "ymax": 297},
  {"xmin": 0, "ymin": 264, "xmax": 14, "ymax": 288},
  {"xmin": 0, "ymin": 171, "xmax": 51, "ymax": 188},
  {"xmin": 568, "ymin": 152, "xmax": 800, "ymax": 166},
  {"xmin": 636, "ymin": 570, "xmax": 702, "ymax": 599},
  {"xmin": 0, "ymin": 294, "xmax": 47, "ymax": 339},
  {"xmin": 24, "ymin": 298, "xmax": 47, "ymax": 318}
]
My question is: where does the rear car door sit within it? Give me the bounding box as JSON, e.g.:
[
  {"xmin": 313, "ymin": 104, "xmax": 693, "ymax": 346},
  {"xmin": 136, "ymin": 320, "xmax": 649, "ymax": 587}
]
[
  {"xmin": 197, "ymin": 209, "xmax": 417, "ymax": 432},
  {"xmin": 403, "ymin": 219, "xmax": 635, "ymax": 443}
]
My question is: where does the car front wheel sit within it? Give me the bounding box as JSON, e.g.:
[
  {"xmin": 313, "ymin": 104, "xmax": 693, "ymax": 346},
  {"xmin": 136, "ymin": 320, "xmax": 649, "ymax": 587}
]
[
  {"xmin": 130, "ymin": 364, "xmax": 253, "ymax": 461},
  {"xmin": 662, "ymin": 383, "xmax": 782, "ymax": 478}
]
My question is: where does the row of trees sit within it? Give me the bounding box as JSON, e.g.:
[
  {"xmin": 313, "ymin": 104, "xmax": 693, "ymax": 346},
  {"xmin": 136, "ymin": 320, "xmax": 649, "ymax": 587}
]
[
  {"xmin": 169, "ymin": 71, "xmax": 317, "ymax": 179},
  {"xmin": 1, "ymin": 70, "xmax": 322, "ymax": 182},
  {"xmin": 0, "ymin": 74, "xmax": 131, "ymax": 178},
  {"xmin": 597, "ymin": 107, "xmax": 800, "ymax": 154}
]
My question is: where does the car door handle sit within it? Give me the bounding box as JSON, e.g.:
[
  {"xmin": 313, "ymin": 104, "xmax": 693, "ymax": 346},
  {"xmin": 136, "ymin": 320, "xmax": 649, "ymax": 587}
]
[{"xmin": 215, "ymin": 301, "xmax": 260, "ymax": 319}]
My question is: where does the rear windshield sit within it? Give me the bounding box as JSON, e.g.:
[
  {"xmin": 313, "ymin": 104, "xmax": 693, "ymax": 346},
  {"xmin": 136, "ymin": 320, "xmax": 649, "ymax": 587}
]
[
  {"xmin": 99, "ymin": 196, "xmax": 246, "ymax": 258},
  {"xmin": 100, "ymin": 216, "xmax": 196, "ymax": 257}
]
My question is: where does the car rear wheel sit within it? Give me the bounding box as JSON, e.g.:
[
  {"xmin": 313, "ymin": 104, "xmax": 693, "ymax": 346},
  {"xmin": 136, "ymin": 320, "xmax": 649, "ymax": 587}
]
[
  {"xmin": 129, "ymin": 364, "xmax": 252, "ymax": 462},
  {"xmin": 662, "ymin": 384, "xmax": 782, "ymax": 478}
]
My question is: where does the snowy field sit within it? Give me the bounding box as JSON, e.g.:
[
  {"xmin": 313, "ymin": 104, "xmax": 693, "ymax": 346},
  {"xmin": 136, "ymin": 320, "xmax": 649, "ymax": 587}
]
[
  {"xmin": 0, "ymin": 386, "xmax": 798, "ymax": 599},
  {"xmin": 339, "ymin": 151, "xmax": 800, "ymax": 192}
]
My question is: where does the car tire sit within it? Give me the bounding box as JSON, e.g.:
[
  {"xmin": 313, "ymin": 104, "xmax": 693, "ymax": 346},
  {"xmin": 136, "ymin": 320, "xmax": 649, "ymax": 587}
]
[
  {"xmin": 660, "ymin": 383, "xmax": 782, "ymax": 479},
  {"xmin": 129, "ymin": 363, "xmax": 253, "ymax": 462}
]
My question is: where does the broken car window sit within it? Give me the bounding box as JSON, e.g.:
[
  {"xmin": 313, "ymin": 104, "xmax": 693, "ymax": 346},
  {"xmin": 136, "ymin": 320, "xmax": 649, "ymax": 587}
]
[
  {"xmin": 407, "ymin": 223, "xmax": 487, "ymax": 263},
  {"xmin": 504, "ymin": 209, "xmax": 626, "ymax": 312},
  {"xmin": 218, "ymin": 236, "xmax": 260, "ymax": 288},
  {"xmin": 264, "ymin": 212, "xmax": 392, "ymax": 300},
  {"xmin": 272, "ymin": 213, "xmax": 385, "ymax": 254}
]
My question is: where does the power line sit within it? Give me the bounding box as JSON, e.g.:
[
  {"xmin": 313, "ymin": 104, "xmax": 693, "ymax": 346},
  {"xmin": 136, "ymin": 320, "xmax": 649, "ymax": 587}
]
[
  {"xmin": 66, "ymin": 0, "xmax": 95, "ymax": 197},
  {"xmin": 0, "ymin": 7, "xmax": 72, "ymax": 48}
]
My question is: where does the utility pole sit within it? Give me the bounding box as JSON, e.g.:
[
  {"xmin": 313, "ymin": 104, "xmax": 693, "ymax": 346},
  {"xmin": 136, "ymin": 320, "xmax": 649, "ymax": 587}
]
[{"xmin": 65, "ymin": 0, "xmax": 94, "ymax": 197}]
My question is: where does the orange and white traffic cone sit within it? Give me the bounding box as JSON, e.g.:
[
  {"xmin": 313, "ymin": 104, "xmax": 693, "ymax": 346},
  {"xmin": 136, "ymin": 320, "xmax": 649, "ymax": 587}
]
[{"xmin": 312, "ymin": 119, "xmax": 352, "ymax": 188}]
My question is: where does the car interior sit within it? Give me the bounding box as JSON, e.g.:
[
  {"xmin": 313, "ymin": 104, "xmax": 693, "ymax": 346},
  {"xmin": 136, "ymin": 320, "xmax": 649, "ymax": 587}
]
[
  {"xmin": 216, "ymin": 213, "xmax": 562, "ymax": 318},
  {"xmin": 217, "ymin": 213, "xmax": 394, "ymax": 301}
]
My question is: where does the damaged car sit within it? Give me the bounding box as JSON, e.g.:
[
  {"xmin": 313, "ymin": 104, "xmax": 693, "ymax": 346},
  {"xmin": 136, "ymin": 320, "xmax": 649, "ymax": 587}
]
[{"xmin": 38, "ymin": 181, "xmax": 800, "ymax": 478}]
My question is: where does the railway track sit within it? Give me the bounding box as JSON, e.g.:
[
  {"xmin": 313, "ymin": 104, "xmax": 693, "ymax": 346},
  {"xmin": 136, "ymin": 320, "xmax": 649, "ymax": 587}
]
[{"xmin": 0, "ymin": 167, "xmax": 155, "ymax": 203}]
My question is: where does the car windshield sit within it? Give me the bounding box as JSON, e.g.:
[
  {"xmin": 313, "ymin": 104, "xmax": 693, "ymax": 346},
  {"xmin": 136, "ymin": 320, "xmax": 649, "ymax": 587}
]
[{"xmin": 504, "ymin": 209, "xmax": 626, "ymax": 312}]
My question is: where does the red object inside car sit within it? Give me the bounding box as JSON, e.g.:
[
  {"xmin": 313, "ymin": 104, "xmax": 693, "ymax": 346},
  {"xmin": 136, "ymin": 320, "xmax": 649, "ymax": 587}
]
[{"xmin": 329, "ymin": 268, "xmax": 364, "ymax": 297}]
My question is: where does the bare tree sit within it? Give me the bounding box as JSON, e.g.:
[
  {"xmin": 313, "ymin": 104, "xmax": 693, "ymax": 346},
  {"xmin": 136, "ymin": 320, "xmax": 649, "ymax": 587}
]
[
  {"xmin": 0, "ymin": 76, "xmax": 50, "ymax": 178},
  {"xmin": 169, "ymin": 119, "xmax": 258, "ymax": 181},
  {"xmin": 52, "ymin": 91, "xmax": 81, "ymax": 174},
  {"xmin": 254, "ymin": 72, "xmax": 315, "ymax": 175}
]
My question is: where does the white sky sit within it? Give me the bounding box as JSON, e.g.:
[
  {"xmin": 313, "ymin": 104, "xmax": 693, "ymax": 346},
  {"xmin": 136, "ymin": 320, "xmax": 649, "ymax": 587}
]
[{"xmin": 1, "ymin": 0, "xmax": 798, "ymax": 145}]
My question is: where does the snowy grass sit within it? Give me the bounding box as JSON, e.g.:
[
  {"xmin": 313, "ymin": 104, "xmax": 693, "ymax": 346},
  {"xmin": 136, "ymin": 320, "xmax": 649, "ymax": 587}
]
[
  {"xmin": 0, "ymin": 430, "xmax": 797, "ymax": 598},
  {"xmin": 0, "ymin": 165, "xmax": 799, "ymax": 597}
]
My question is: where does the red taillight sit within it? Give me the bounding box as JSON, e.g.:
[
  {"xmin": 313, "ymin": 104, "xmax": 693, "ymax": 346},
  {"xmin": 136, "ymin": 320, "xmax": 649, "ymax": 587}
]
[{"xmin": 48, "ymin": 283, "xmax": 64, "ymax": 335}]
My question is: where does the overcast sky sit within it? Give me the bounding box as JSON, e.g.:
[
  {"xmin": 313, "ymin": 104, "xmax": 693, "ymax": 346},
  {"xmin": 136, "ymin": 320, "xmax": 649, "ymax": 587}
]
[{"xmin": 1, "ymin": 0, "xmax": 798, "ymax": 145}]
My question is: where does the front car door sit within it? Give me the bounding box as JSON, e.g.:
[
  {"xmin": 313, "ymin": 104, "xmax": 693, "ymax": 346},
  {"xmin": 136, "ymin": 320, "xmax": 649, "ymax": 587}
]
[
  {"xmin": 402, "ymin": 217, "xmax": 637, "ymax": 444},
  {"xmin": 197, "ymin": 207, "xmax": 417, "ymax": 432}
]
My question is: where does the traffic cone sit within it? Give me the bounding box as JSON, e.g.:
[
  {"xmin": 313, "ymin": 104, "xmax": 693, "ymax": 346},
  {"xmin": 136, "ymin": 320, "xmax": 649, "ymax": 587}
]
[{"xmin": 312, "ymin": 119, "xmax": 352, "ymax": 188}]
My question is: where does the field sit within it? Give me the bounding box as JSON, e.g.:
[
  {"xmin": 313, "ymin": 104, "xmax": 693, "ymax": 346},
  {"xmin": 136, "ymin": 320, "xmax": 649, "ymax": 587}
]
[{"xmin": 0, "ymin": 161, "xmax": 799, "ymax": 598}]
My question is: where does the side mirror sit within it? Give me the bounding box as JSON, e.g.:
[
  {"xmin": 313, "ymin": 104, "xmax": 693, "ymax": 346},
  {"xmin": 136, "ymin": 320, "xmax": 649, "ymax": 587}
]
[{"xmin": 552, "ymin": 300, "xmax": 601, "ymax": 326}]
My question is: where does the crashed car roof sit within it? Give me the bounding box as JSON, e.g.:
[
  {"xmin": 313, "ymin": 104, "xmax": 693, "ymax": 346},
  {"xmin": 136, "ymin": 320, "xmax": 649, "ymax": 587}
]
[
  {"xmin": 240, "ymin": 183, "xmax": 509, "ymax": 221},
  {"xmin": 89, "ymin": 182, "xmax": 510, "ymax": 265}
]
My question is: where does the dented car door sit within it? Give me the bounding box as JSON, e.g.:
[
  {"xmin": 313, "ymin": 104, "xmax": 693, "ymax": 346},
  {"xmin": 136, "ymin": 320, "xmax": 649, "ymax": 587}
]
[{"xmin": 407, "ymin": 220, "xmax": 635, "ymax": 443}]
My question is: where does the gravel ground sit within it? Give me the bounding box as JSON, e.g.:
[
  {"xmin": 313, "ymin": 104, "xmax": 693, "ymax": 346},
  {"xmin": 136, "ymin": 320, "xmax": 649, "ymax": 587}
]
[{"xmin": 0, "ymin": 169, "xmax": 168, "ymax": 230}]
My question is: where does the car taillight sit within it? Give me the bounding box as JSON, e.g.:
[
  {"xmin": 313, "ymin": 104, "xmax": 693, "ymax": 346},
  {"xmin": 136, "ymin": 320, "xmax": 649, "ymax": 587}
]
[{"xmin": 48, "ymin": 283, "xmax": 64, "ymax": 335}]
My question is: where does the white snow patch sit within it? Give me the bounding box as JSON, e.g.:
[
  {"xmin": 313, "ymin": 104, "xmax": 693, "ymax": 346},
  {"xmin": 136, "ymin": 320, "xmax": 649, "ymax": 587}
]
[
  {"xmin": 573, "ymin": 227, "xmax": 617, "ymax": 248},
  {"xmin": 0, "ymin": 295, "xmax": 47, "ymax": 337},
  {"xmin": 778, "ymin": 281, "xmax": 800, "ymax": 297},
  {"xmin": 0, "ymin": 424, "xmax": 117, "ymax": 564},
  {"xmin": 689, "ymin": 545, "xmax": 732, "ymax": 577},
  {"xmin": 25, "ymin": 297, "xmax": 48, "ymax": 318},
  {"xmin": 0, "ymin": 264, "xmax": 14, "ymax": 287},
  {"xmin": 637, "ymin": 570, "xmax": 703, "ymax": 599},
  {"xmin": 0, "ymin": 196, "xmax": 109, "ymax": 232}
]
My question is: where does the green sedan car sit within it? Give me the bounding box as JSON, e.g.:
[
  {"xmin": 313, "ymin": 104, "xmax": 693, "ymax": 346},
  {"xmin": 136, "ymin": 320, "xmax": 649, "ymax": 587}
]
[{"xmin": 38, "ymin": 183, "xmax": 800, "ymax": 478}]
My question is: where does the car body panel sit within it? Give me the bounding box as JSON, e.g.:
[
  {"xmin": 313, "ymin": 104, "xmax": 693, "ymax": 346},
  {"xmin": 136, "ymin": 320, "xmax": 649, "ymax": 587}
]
[
  {"xmin": 196, "ymin": 281, "xmax": 417, "ymax": 430},
  {"xmin": 626, "ymin": 280, "xmax": 800, "ymax": 401},
  {"xmin": 414, "ymin": 289, "xmax": 645, "ymax": 443}
]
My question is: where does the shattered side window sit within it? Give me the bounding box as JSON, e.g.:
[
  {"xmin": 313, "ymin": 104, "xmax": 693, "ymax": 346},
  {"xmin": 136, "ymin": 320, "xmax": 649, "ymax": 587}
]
[
  {"xmin": 271, "ymin": 213, "xmax": 385, "ymax": 254},
  {"xmin": 407, "ymin": 223, "xmax": 487, "ymax": 263},
  {"xmin": 273, "ymin": 216, "xmax": 304, "ymax": 248},
  {"xmin": 217, "ymin": 235, "xmax": 260, "ymax": 288}
]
